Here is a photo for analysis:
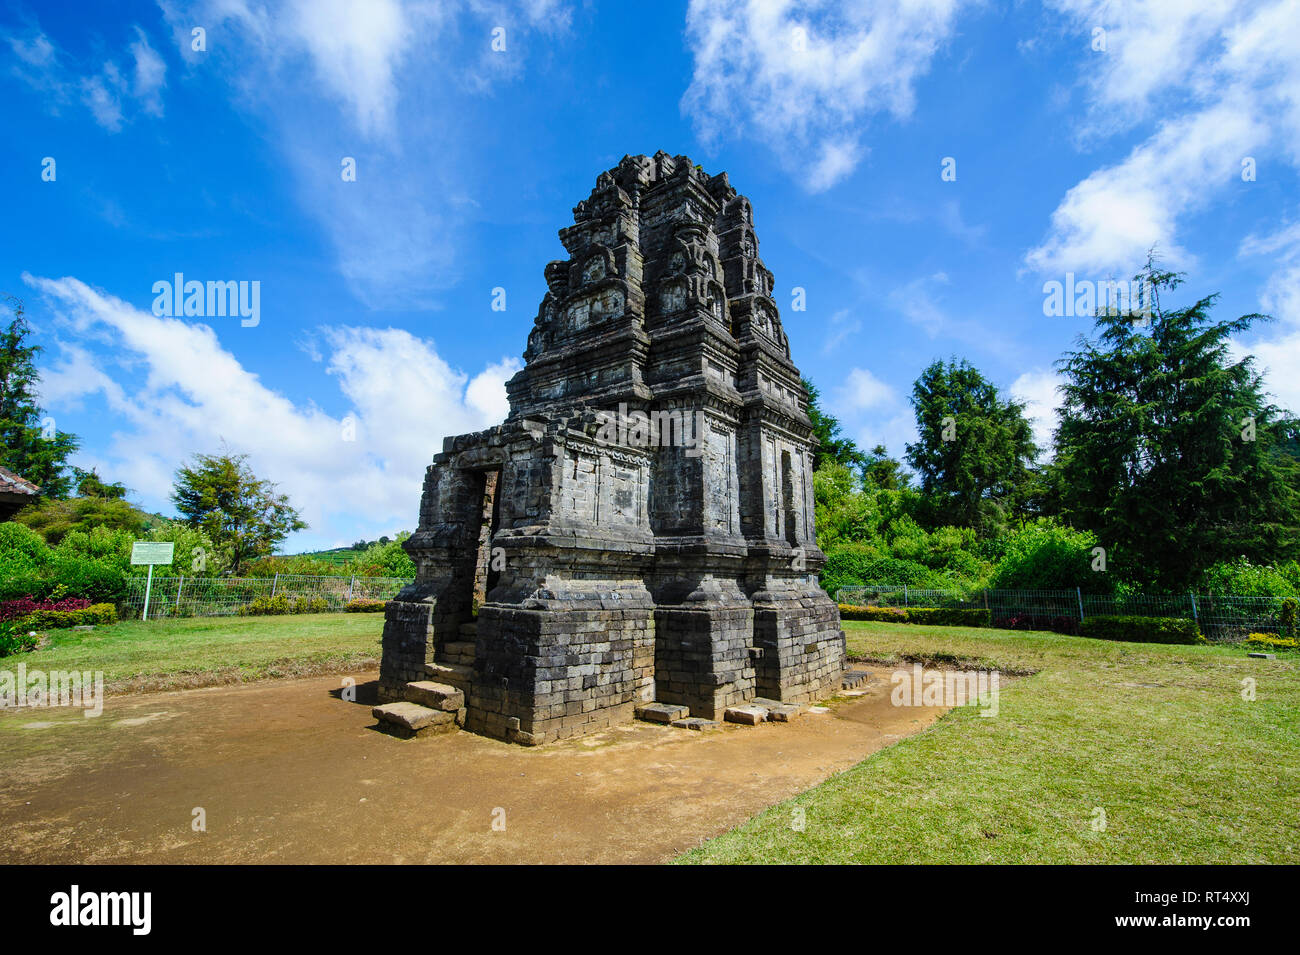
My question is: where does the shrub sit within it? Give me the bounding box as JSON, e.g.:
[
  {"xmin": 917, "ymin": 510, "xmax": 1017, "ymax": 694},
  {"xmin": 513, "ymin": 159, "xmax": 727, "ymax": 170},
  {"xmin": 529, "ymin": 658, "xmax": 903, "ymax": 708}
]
[
  {"xmin": 0, "ymin": 596, "xmax": 91, "ymax": 621},
  {"xmin": 239, "ymin": 594, "xmax": 332, "ymax": 616},
  {"xmin": 993, "ymin": 613, "xmax": 1080, "ymax": 635},
  {"xmin": 19, "ymin": 603, "xmax": 118, "ymax": 630},
  {"xmin": 1080, "ymin": 615, "xmax": 1205, "ymax": 645},
  {"xmin": 1280, "ymin": 598, "xmax": 1298, "ymax": 640},
  {"xmin": 239, "ymin": 595, "xmax": 292, "ymax": 616},
  {"xmin": 837, "ymin": 604, "xmax": 989, "ymax": 627},
  {"xmin": 1196, "ymin": 559, "xmax": 1300, "ymax": 599},
  {"xmin": 344, "ymin": 598, "xmax": 388, "ymax": 613},
  {"xmin": 1244, "ymin": 632, "xmax": 1298, "ymax": 650},
  {"xmin": 0, "ymin": 619, "xmax": 40, "ymax": 657},
  {"xmin": 990, "ymin": 520, "xmax": 1114, "ymax": 593},
  {"xmin": 904, "ymin": 607, "xmax": 990, "ymax": 627}
]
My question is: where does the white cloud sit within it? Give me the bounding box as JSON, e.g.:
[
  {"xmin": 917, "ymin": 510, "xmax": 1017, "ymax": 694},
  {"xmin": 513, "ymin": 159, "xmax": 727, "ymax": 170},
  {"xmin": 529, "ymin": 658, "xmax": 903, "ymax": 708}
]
[
  {"xmin": 682, "ymin": 0, "xmax": 967, "ymax": 191},
  {"xmin": 25, "ymin": 274, "xmax": 516, "ymax": 545},
  {"xmin": 3, "ymin": 25, "xmax": 169, "ymax": 131},
  {"xmin": 838, "ymin": 367, "xmax": 896, "ymax": 411},
  {"xmin": 1236, "ymin": 217, "xmax": 1300, "ymax": 414},
  {"xmin": 1010, "ymin": 369, "xmax": 1063, "ymax": 456},
  {"xmin": 1025, "ymin": 98, "xmax": 1262, "ymax": 274},
  {"xmin": 1027, "ymin": 0, "xmax": 1300, "ymax": 275},
  {"xmin": 159, "ymin": 0, "xmax": 569, "ymax": 308}
]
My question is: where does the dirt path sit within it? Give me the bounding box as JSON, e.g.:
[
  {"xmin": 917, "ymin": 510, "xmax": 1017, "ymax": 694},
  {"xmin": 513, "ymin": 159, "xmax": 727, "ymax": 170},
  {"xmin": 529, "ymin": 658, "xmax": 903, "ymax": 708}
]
[{"xmin": 0, "ymin": 670, "xmax": 948, "ymax": 864}]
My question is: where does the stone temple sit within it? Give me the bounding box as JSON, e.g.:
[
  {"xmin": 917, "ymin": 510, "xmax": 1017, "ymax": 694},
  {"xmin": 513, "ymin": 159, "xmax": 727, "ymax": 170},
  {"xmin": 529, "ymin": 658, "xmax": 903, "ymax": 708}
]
[{"xmin": 375, "ymin": 152, "xmax": 845, "ymax": 744}]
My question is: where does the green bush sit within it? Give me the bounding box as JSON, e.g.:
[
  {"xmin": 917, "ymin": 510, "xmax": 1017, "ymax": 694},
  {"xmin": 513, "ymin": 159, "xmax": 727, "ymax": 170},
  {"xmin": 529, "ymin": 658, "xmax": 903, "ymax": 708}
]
[
  {"xmin": 239, "ymin": 595, "xmax": 292, "ymax": 616},
  {"xmin": 0, "ymin": 619, "xmax": 40, "ymax": 657},
  {"xmin": 239, "ymin": 594, "xmax": 331, "ymax": 616},
  {"xmin": 19, "ymin": 603, "xmax": 118, "ymax": 630},
  {"xmin": 990, "ymin": 520, "xmax": 1114, "ymax": 592},
  {"xmin": 837, "ymin": 604, "xmax": 989, "ymax": 627},
  {"xmin": 344, "ymin": 598, "xmax": 388, "ymax": 613},
  {"xmin": 1280, "ymin": 598, "xmax": 1298, "ymax": 639},
  {"xmin": 1245, "ymin": 632, "xmax": 1298, "ymax": 650},
  {"xmin": 1079, "ymin": 615, "xmax": 1205, "ymax": 645},
  {"xmin": 905, "ymin": 607, "xmax": 991, "ymax": 627},
  {"xmin": 1196, "ymin": 559, "xmax": 1300, "ymax": 599}
]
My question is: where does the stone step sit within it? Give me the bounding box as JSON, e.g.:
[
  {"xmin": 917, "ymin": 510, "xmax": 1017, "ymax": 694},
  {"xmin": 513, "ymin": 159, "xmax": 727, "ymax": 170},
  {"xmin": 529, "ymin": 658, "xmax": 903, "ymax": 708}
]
[
  {"xmin": 842, "ymin": 669, "xmax": 870, "ymax": 690},
  {"xmin": 751, "ymin": 697, "xmax": 805, "ymax": 722},
  {"xmin": 372, "ymin": 701, "xmax": 458, "ymax": 739},
  {"xmin": 439, "ymin": 641, "xmax": 476, "ymax": 664},
  {"xmin": 671, "ymin": 717, "xmax": 721, "ymax": 732},
  {"xmin": 724, "ymin": 704, "xmax": 768, "ymax": 725},
  {"xmin": 404, "ymin": 680, "xmax": 465, "ymax": 712},
  {"xmin": 458, "ymin": 622, "xmax": 478, "ymax": 637},
  {"xmin": 425, "ymin": 661, "xmax": 473, "ymax": 688},
  {"xmin": 635, "ymin": 701, "xmax": 690, "ymax": 724}
]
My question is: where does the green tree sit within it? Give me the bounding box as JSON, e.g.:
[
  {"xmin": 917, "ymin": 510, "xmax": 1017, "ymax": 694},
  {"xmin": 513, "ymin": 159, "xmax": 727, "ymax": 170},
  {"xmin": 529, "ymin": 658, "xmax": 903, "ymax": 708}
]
[
  {"xmin": 803, "ymin": 378, "xmax": 868, "ymax": 474},
  {"xmin": 73, "ymin": 467, "xmax": 128, "ymax": 499},
  {"xmin": 0, "ymin": 296, "xmax": 78, "ymax": 497},
  {"xmin": 170, "ymin": 452, "xmax": 307, "ymax": 573},
  {"xmin": 862, "ymin": 443, "xmax": 908, "ymax": 490},
  {"xmin": 905, "ymin": 359, "xmax": 1037, "ymax": 532},
  {"xmin": 17, "ymin": 496, "xmax": 151, "ymax": 545},
  {"xmin": 1052, "ymin": 261, "xmax": 1300, "ymax": 589}
]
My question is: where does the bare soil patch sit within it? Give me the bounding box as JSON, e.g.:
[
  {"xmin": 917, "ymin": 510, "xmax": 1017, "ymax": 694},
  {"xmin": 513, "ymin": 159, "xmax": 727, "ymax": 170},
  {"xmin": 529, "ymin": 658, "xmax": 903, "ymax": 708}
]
[{"xmin": 0, "ymin": 668, "xmax": 948, "ymax": 864}]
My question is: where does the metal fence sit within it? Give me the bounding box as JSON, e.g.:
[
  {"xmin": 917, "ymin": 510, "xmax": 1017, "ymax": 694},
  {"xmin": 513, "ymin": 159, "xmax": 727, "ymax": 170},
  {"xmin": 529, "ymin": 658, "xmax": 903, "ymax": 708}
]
[
  {"xmin": 835, "ymin": 584, "xmax": 1292, "ymax": 643},
  {"xmin": 120, "ymin": 574, "xmax": 411, "ymax": 620}
]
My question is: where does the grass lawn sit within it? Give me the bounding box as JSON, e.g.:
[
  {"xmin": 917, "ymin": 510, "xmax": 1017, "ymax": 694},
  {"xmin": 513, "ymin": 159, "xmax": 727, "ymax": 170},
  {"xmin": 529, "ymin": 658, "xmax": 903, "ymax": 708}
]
[
  {"xmin": 6, "ymin": 613, "xmax": 384, "ymax": 693},
  {"xmin": 678, "ymin": 621, "xmax": 1300, "ymax": 864}
]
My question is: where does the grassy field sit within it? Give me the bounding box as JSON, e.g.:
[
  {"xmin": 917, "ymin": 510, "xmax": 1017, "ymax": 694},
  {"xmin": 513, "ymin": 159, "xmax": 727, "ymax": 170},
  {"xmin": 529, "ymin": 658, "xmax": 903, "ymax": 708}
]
[
  {"xmin": 7, "ymin": 613, "xmax": 384, "ymax": 693},
  {"xmin": 678, "ymin": 621, "xmax": 1300, "ymax": 864}
]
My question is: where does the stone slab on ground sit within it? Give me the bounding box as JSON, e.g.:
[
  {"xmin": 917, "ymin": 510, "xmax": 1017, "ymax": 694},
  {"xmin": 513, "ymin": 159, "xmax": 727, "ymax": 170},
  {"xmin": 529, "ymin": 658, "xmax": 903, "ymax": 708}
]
[
  {"xmin": 372, "ymin": 701, "xmax": 458, "ymax": 739},
  {"xmin": 842, "ymin": 669, "xmax": 870, "ymax": 690},
  {"xmin": 404, "ymin": 681, "xmax": 464, "ymax": 711},
  {"xmin": 724, "ymin": 704, "xmax": 769, "ymax": 725},
  {"xmin": 670, "ymin": 717, "xmax": 721, "ymax": 732},
  {"xmin": 750, "ymin": 697, "xmax": 805, "ymax": 721},
  {"xmin": 636, "ymin": 702, "xmax": 690, "ymax": 724}
]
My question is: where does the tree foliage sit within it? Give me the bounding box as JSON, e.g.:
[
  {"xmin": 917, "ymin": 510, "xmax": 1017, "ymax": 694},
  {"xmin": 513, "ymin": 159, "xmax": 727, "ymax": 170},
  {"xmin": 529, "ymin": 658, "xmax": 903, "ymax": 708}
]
[
  {"xmin": 1050, "ymin": 262, "xmax": 1300, "ymax": 588},
  {"xmin": 0, "ymin": 297, "xmax": 78, "ymax": 497},
  {"xmin": 171, "ymin": 451, "xmax": 306, "ymax": 573},
  {"xmin": 905, "ymin": 359, "xmax": 1037, "ymax": 533}
]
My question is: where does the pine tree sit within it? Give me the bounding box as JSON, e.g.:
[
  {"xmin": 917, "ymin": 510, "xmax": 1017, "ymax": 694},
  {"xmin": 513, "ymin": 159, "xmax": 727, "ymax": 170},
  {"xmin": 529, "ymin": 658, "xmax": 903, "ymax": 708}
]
[
  {"xmin": 1052, "ymin": 261, "xmax": 1300, "ymax": 589},
  {"xmin": 905, "ymin": 359, "xmax": 1037, "ymax": 532},
  {"xmin": 0, "ymin": 296, "xmax": 78, "ymax": 497}
]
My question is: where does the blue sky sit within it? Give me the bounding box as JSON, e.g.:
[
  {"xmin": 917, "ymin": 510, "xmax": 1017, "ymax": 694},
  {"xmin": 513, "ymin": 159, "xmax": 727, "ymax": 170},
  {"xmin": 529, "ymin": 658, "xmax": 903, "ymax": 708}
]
[{"xmin": 3, "ymin": 0, "xmax": 1298, "ymax": 551}]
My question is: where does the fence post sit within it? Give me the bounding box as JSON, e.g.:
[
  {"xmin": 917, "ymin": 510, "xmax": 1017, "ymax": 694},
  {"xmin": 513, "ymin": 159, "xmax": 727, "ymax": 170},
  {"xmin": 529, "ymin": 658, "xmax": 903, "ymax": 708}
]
[
  {"xmin": 271, "ymin": 573, "xmax": 279, "ymax": 598},
  {"xmin": 177, "ymin": 575, "xmax": 185, "ymax": 616},
  {"xmin": 1189, "ymin": 592, "xmax": 1199, "ymax": 625},
  {"xmin": 984, "ymin": 589, "xmax": 990, "ymax": 614},
  {"xmin": 1077, "ymin": 587, "xmax": 1085, "ymax": 621},
  {"xmin": 141, "ymin": 564, "xmax": 154, "ymax": 621},
  {"xmin": 903, "ymin": 584, "xmax": 908, "ymax": 607},
  {"xmin": 348, "ymin": 576, "xmax": 356, "ymax": 603}
]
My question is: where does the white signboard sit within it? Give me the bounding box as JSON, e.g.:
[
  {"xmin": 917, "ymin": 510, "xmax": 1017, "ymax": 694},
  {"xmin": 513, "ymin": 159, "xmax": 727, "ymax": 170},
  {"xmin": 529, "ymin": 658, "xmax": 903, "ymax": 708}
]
[{"xmin": 131, "ymin": 541, "xmax": 175, "ymax": 566}]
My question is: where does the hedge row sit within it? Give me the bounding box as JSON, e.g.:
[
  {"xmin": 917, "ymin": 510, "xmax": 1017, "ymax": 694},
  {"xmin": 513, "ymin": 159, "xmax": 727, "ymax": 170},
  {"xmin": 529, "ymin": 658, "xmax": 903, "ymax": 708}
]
[
  {"xmin": 837, "ymin": 604, "xmax": 991, "ymax": 627},
  {"xmin": 18, "ymin": 603, "xmax": 118, "ymax": 630},
  {"xmin": 237, "ymin": 595, "xmax": 331, "ymax": 616},
  {"xmin": 344, "ymin": 599, "xmax": 389, "ymax": 613},
  {"xmin": 1079, "ymin": 615, "xmax": 1205, "ymax": 645}
]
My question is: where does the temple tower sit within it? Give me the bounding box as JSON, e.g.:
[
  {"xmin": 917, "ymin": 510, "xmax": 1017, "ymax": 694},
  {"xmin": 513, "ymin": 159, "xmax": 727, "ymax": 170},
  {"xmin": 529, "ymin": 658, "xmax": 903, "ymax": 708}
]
[{"xmin": 377, "ymin": 153, "xmax": 844, "ymax": 744}]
